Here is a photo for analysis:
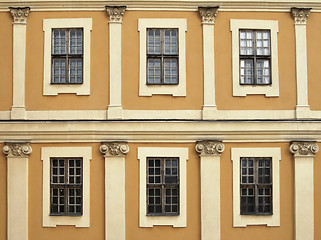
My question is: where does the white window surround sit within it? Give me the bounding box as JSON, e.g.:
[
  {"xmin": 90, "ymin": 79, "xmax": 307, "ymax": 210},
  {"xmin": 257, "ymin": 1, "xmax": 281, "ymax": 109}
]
[
  {"xmin": 138, "ymin": 18, "xmax": 187, "ymax": 96},
  {"xmin": 138, "ymin": 147, "xmax": 188, "ymax": 227},
  {"xmin": 43, "ymin": 18, "xmax": 92, "ymax": 95},
  {"xmin": 41, "ymin": 147, "xmax": 92, "ymax": 227},
  {"xmin": 230, "ymin": 19, "xmax": 279, "ymax": 97},
  {"xmin": 231, "ymin": 147, "xmax": 281, "ymax": 227}
]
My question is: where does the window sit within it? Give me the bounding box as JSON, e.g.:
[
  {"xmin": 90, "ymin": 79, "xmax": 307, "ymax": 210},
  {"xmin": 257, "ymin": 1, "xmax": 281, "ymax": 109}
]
[
  {"xmin": 240, "ymin": 157, "xmax": 272, "ymax": 215},
  {"xmin": 147, "ymin": 29, "xmax": 178, "ymax": 85},
  {"xmin": 51, "ymin": 29, "xmax": 83, "ymax": 84},
  {"xmin": 147, "ymin": 157, "xmax": 179, "ymax": 215},
  {"xmin": 43, "ymin": 18, "xmax": 92, "ymax": 95},
  {"xmin": 50, "ymin": 157, "xmax": 83, "ymax": 216},
  {"xmin": 138, "ymin": 19, "xmax": 187, "ymax": 96},
  {"xmin": 138, "ymin": 147, "xmax": 188, "ymax": 227},
  {"xmin": 41, "ymin": 147, "xmax": 92, "ymax": 227},
  {"xmin": 231, "ymin": 148, "xmax": 280, "ymax": 227},
  {"xmin": 230, "ymin": 19, "xmax": 279, "ymax": 97},
  {"xmin": 239, "ymin": 30, "xmax": 271, "ymax": 85}
]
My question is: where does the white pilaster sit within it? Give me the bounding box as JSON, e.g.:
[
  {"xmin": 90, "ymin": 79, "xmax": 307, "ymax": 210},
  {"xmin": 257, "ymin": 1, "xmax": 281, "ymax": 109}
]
[
  {"xmin": 196, "ymin": 141, "xmax": 224, "ymax": 240},
  {"xmin": 291, "ymin": 8, "xmax": 311, "ymax": 119},
  {"xmin": 290, "ymin": 141, "xmax": 319, "ymax": 240},
  {"xmin": 9, "ymin": 7, "xmax": 29, "ymax": 120},
  {"xmin": 106, "ymin": 7, "xmax": 125, "ymax": 119},
  {"xmin": 199, "ymin": 7, "xmax": 219, "ymax": 120},
  {"xmin": 100, "ymin": 142, "xmax": 129, "ymax": 240},
  {"xmin": 3, "ymin": 143, "xmax": 32, "ymax": 240}
]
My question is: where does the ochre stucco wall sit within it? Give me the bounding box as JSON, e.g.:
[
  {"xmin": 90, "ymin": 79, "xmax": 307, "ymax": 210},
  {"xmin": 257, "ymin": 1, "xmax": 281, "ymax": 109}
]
[
  {"xmin": 307, "ymin": 13, "xmax": 321, "ymax": 111},
  {"xmin": 25, "ymin": 12, "xmax": 109, "ymax": 111},
  {"xmin": 122, "ymin": 11, "xmax": 203, "ymax": 110},
  {"xmin": 28, "ymin": 143, "xmax": 105, "ymax": 240},
  {"xmin": 314, "ymin": 144, "xmax": 321, "ymax": 239},
  {"xmin": 221, "ymin": 143, "xmax": 294, "ymax": 240},
  {"xmin": 0, "ymin": 143, "xmax": 7, "ymax": 240},
  {"xmin": 125, "ymin": 143, "xmax": 201, "ymax": 240},
  {"xmin": 0, "ymin": 13, "xmax": 13, "ymax": 111},
  {"xmin": 215, "ymin": 12, "xmax": 297, "ymax": 110}
]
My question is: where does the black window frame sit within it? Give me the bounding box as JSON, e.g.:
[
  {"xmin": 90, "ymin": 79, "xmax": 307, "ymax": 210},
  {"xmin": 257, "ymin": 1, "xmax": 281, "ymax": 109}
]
[
  {"xmin": 146, "ymin": 157, "xmax": 180, "ymax": 216},
  {"xmin": 146, "ymin": 28, "xmax": 179, "ymax": 85},
  {"xmin": 50, "ymin": 157, "xmax": 83, "ymax": 216},
  {"xmin": 51, "ymin": 28, "xmax": 84, "ymax": 85},
  {"xmin": 240, "ymin": 157, "xmax": 273, "ymax": 215},
  {"xmin": 239, "ymin": 29, "xmax": 272, "ymax": 86}
]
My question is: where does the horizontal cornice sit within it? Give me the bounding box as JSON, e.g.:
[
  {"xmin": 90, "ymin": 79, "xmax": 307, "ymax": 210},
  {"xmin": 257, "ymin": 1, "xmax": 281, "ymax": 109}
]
[
  {"xmin": 0, "ymin": 121, "xmax": 321, "ymax": 143},
  {"xmin": 1, "ymin": 0, "xmax": 321, "ymax": 12}
]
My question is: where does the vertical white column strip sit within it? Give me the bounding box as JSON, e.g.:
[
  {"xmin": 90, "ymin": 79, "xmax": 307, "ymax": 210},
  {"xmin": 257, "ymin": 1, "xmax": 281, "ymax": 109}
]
[
  {"xmin": 9, "ymin": 7, "xmax": 30, "ymax": 120},
  {"xmin": 3, "ymin": 143, "xmax": 32, "ymax": 240},
  {"xmin": 196, "ymin": 141, "xmax": 225, "ymax": 240},
  {"xmin": 100, "ymin": 143, "xmax": 129, "ymax": 240},
  {"xmin": 106, "ymin": 7, "xmax": 126, "ymax": 120},
  {"xmin": 291, "ymin": 8, "xmax": 311, "ymax": 119},
  {"xmin": 290, "ymin": 142, "xmax": 319, "ymax": 240},
  {"xmin": 199, "ymin": 7, "xmax": 219, "ymax": 120}
]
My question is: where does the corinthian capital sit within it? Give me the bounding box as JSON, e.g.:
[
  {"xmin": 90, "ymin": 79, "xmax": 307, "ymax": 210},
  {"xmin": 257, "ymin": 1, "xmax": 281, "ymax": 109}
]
[
  {"xmin": 196, "ymin": 141, "xmax": 224, "ymax": 156},
  {"xmin": 9, "ymin": 7, "xmax": 30, "ymax": 24},
  {"xmin": 290, "ymin": 141, "xmax": 319, "ymax": 157},
  {"xmin": 100, "ymin": 142, "xmax": 129, "ymax": 157},
  {"xmin": 3, "ymin": 143, "xmax": 32, "ymax": 157},
  {"xmin": 291, "ymin": 8, "xmax": 311, "ymax": 25},
  {"xmin": 106, "ymin": 6, "xmax": 126, "ymax": 23},
  {"xmin": 199, "ymin": 7, "xmax": 219, "ymax": 25}
]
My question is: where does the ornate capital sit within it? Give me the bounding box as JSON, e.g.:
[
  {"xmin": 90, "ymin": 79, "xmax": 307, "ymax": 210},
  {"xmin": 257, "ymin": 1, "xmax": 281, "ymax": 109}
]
[
  {"xmin": 199, "ymin": 7, "xmax": 219, "ymax": 25},
  {"xmin": 291, "ymin": 8, "xmax": 311, "ymax": 25},
  {"xmin": 9, "ymin": 7, "xmax": 30, "ymax": 24},
  {"xmin": 100, "ymin": 142, "xmax": 129, "ymax": 157},
  {"xmin": 106, "ymin": 6, "xmax": 126, "ymax": 23},
  {"xmin": 195, "ymin": 141, "xmax": 224, "ymax": 156},
  {"xmin": 3, "ymin": 143, "xmax": 32, "ymax": 158},
  {"xmin": 290, "ymin": 142, "xmax": 319, "ymax": 157}
]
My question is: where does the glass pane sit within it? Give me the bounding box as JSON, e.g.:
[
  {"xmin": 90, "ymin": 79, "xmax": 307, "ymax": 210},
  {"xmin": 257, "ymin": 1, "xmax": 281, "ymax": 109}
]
[
  {"xmin": 147, "ymin": 29, "xmax": 161, "ymax": 54},
  {"xmin": 164, "ymin": 58, "xmax": 178, "ymax": 84},
  {"xmin": 239, "ymin": 59, "xmax": 253, "ymax": 84},
  {"xmin": 147, "ymin": 58, "xmax": 161, "ymax": 84},
  {"xmin": 256, "ymin": 59, "xmax": 270, "ymax": 84},
  {"xmin": 69, "ymin": 59, "xmax": 83, "ymax": 83},
  {"xmin": 52, "ymin": 58, "xmax": 66, "ymax": 83},
  {"xmin": 69, "ymin": 29, "xmax": 83, "ymax": 55},
  {"xmin": 164, "ymin": 29, "xmax": 178, "ymax": 55},
  {"xmin": 52, "ymin": 29, "xmax": 66, "ymax": 54},
  {"xmin": 239, "ymin": 30, "xmax": 253, "ymax": 55}
]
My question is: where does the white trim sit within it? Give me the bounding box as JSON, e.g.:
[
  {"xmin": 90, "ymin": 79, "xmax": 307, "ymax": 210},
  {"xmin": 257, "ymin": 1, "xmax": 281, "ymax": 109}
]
[
  {"xmin": 43, "ymin": 18, "xmax": 92, "ymax": 95},
  {"xmin": 230, "ymin": 19, "xmax": 279, "ymax": 97},
  {"xmin": 41, "ymin": 147, "xmax": 92, "ymax": 227},
  {"xmin": 138, "ymin": 18, "xmax": 187, "ymax": 96},
  {"xmin": 138, "ymin": 147, "xmax": 188, "ymax": 227},
  {"xmin": 231, "ymin": 147, "xmax": 281, "ymax": 227}
]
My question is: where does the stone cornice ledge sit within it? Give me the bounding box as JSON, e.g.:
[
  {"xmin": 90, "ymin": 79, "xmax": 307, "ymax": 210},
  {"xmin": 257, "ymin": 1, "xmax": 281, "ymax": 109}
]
[{"xmin": 2, "ymin": 1, "xmax": 321, "ymax": 12}]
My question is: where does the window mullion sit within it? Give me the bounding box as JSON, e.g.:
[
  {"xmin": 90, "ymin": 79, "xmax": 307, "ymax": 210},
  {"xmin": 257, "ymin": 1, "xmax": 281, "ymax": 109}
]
[
  {"xmin": 161, "ymin": 30, "xmax": 164, "ymax": 84},
  {"xmin": 254, "ymin": 159, "xmax": 258, "ymax": 214},
  {"xmin": 65, "ymin": 29, "xmax": 69, "ymax": 84},
  {"xmin": 65, "ymin": 158, "xmax": 69, "ymax": 214}
]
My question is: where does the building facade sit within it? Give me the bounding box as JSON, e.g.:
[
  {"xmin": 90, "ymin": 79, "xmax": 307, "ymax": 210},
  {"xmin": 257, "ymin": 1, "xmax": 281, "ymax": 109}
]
[{"xmin": 0, "ymin": 1, "xmax": 321, "ymax": 240}]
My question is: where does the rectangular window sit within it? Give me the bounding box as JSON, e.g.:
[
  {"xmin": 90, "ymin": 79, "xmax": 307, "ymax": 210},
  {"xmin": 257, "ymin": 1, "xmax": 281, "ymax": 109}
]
[
  {"xmin": 51, "ymin": 29, "xmax": 83, "ymax": 84},
  {"xmin": 239, "ymin": 30, "xmax": 271, "ymax": 85},
  {"xmin": 147, "ymin": 29, "xmax": 178, "ymax": 85},
  {"xmin": 240, "ymin": 157, "xmax": 272, "ymax": 215},
  {"xmin": 147, "ymin": 157, "xmax": 179, "ymax": 216},
  {"xmin": 50, "ymin": 157, "xmax": 83, "ymax": 216}
]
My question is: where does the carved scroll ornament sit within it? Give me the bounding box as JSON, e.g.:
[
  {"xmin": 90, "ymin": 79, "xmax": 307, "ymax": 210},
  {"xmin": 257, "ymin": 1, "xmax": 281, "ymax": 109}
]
[
  {"xmin": 100, "ymin": 142, "xmax": 129, "ymax": 157},
  {"xmin": 195, "ymin": 141, "xmax": 225, "ymax": 156},
  {"xmin": 9, "ymin": 7, "xmax": 30, "ymax": 24},
  {"xmin": 291, "ymin": 8, "xmax": 311, "ymax": 25},
  {"xmin": 199, "ymin": 7, "xmax": 219, "ymax": 24},
  {"xmin": 290, "ymin": 142, "xmax": 319, "ymax": 157},
  {"xmin": 3, "ymin": 143, "xmax": 32, "ymax": 157},
  {"xmin": 106, "ymin": 6, "xmax": 126, "ymax": 23}
]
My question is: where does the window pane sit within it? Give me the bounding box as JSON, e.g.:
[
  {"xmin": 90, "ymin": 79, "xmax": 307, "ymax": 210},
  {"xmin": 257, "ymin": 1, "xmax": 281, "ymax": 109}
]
[
  {"xmin": 69, "ymin": 59, "xmax": 83, "ymax": 83},
  {"xmin": 147, "ymin": 58, "xmax": 161, "ymax": 84},
  {"xmin": 256, "ymin": 60, "xmax": 270, "ymax": 84},
  {"xmin": 69, "ymin": 29, "xmax": 83, "ymax": 55},
  {"xmin": 240, "ymin": 59, "xmax": 253, "ymax": 84},
  {"xmin": 256, "ymin": 30, "xmax": 270, "ymax": 56},
  {"xmin": 52, "ymin": 29, "xmax": 66, "ymax": 54},
  {"xmin": 52, "ymin": 59, "xmax": 66, "ymax": 83},
  {"xmin": 239, "ymin": 30, "xmax": 253, "ymax": 55},
  {"xmin": 147, "ymin": 29, "xmax": 161, "ymax": 54},
  {"xmin": 164, "ymin": 58, "xmax": 178, "ymax": 84},
  {"xmin": 164, "ymin": 29, "xmax": 178, "ymax": 55}
]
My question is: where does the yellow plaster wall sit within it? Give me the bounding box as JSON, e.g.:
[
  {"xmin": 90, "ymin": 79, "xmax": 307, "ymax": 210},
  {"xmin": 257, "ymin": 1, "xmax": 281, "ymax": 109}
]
[
  {"xmin": 215, "ymin": 12, "xmax": 297, "ymax": 110},
  {"xmin": 314, "ymin": 144, "xmax": 321, "ymax": 239},
  {"xmin": 125, "ymin": 143, "xmax": 201, "ymax": 240},
  {"xmin": 25, "ymin": 12, "xmax": 109, "ymax": 111},
  {"xmin": 122, "ymin": 11, "xmax": 203, "ymax": 110},
  {"xmin": 221, "ymin": 143, "xmax": 294, "ymax": 239},
  {"xmin": 28, "ymin": 143, "xmax": 105, "ymax": 240},
  {"xmin": 0, "ymin": 13, "xmax": 13, "ymax": 111},
  {"xmin": 0, "ymin": 143, "xmax": 7, "ymax": 240},
  {"xmin": 307, "ymin": 13, "xmax": 321, "ymax": 111}
]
